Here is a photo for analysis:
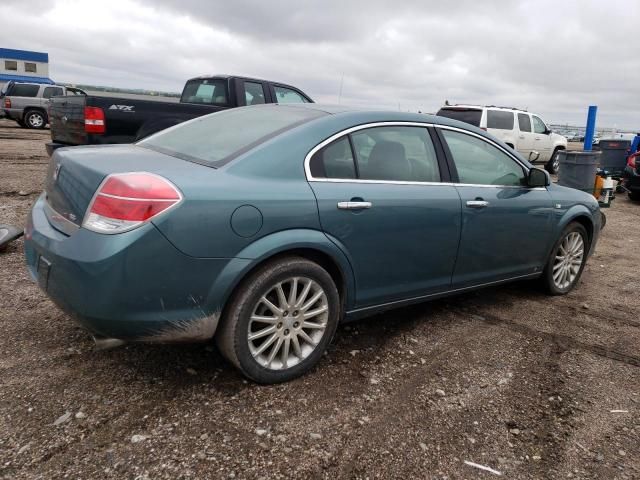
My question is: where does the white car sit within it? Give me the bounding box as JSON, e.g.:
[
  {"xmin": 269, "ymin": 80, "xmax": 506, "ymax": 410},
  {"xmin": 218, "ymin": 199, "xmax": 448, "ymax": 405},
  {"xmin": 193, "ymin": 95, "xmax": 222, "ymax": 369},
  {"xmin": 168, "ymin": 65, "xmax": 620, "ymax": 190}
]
[{"xmin": 437, "ymin": 105, "xmax": 567, "ymax": 174}]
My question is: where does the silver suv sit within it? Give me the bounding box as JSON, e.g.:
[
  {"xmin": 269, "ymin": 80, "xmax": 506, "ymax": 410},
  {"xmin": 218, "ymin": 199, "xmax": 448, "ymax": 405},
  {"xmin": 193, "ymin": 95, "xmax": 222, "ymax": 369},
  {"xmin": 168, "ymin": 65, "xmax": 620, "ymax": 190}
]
[{"xmin": 1, "ymin": 82, "xmax": 85, "ymax": 129}]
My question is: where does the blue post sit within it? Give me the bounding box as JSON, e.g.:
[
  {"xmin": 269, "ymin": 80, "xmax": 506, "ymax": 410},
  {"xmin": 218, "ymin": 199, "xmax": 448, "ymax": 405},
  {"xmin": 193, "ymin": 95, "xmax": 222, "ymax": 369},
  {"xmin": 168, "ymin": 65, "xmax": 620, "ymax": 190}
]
[{"xmin": 583, "ymin": 105, "xmax": 597, "ymax": 151}]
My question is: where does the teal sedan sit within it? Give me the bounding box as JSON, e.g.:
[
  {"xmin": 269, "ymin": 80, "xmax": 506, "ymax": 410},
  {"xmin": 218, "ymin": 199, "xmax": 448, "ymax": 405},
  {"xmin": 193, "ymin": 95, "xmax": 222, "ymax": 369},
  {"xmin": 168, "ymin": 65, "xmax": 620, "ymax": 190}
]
[{"xmin": 24, "ymin": 104, "xmax": 602, "ymax": 383}]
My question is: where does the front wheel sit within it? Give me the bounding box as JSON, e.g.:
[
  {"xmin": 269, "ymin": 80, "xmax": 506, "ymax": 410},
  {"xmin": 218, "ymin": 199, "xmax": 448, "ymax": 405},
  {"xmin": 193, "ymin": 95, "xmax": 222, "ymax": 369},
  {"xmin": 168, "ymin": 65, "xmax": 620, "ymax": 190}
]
[
  {"xmin": 545, "ymin": 148, "xmax": 562, "ymax": 175},
  {"xmin": 216, "ymin": 257, "xmax": 340, "ymax": 383},
  {"xmin": 629, "ymin": 191, "xmax": 640, "ymax": 201},
  {"xmin": 542, "ymin": 222, "xmax": 589, "ymax": 295}
]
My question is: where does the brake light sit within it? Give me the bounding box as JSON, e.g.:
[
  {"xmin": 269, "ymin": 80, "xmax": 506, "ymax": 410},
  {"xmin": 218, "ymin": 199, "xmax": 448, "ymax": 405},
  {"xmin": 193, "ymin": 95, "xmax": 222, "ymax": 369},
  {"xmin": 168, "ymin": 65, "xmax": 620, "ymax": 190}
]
[
  {"xmin": 83, "ymin": 172, "xmax": 182, "ymax": 234},
  {"xmin": 84, "ymin": 106, "xmax": 105, "ymax": 134},
  {"xmin": 4, "ymin": 98, "xmax": 10, "ymax": 108},
  {"xmin": 480, "ymin": 127, "xmax": 487, "ymax": 131},
  {"xmin": 628, "ymin": 154, "xmax": 638, "ymax": 169}
]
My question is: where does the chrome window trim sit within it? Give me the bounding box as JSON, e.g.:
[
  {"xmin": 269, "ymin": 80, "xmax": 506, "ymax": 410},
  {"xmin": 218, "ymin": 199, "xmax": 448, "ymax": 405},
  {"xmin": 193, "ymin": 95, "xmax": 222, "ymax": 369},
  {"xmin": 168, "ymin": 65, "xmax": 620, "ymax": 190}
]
[{"xmin": 304, "ymin": 121, "xmax": 546, "ymax": 190}]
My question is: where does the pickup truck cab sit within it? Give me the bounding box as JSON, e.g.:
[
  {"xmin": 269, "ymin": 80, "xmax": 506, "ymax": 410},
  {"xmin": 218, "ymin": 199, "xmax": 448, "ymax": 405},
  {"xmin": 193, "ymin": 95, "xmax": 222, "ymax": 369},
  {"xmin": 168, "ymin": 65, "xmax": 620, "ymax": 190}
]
[
  {"xmin": 437, "ymin": 105, "xmax": 567, "ymax": 174},
  {"xmin": 2, "ymin": 82, "xmax": 86, "ymax": 129},
  {"xmin": 46, "ymin": 75, "xmax": 313, "ymax": 155}
]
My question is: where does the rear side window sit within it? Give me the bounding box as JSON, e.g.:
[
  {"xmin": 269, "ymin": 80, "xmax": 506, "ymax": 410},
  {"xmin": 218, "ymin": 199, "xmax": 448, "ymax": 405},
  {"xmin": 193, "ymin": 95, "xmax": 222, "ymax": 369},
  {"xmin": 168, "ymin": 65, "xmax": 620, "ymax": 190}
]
[
  {"xmin": 8, "ymin": 84, "xmax": 40, "ymax": 97},
  {"xmin": 486, "ymin": 110, "xmax": 514, "ymax": 130},
  {"xmin": 243, "ymin": 81, "xmax": 266, "ymax": 105},
  {"xmin": 139, "ymin": 106, "xmax": 325, "ymax": 167},
  {"xmin": 518, "ymin": 113, "xmax": 532, "ymax": 132},
  {"xmin": 309, "ymin": 137, "xmax": 356, "ymax": 179},
  {"xmin": 351, "ymin": 126, "xmax": 440, "ymax": 182},
  {"xmin": 43, "ymin": 87, "xmax": 64, "ymax": 98},
  {"xmin": 180, "ymin": 79, "xmax": 228, "ymax": 105},
  {"xmin": 436, "ymin": 108, "xmax": 482, "ymax": 127},
  {"xmin": 274, "ymin": 86, "xmax": 309, "ymax": 104},
  {"xmin": 441, "ymin": 129, "xmax": 525, "ymax": 186}
]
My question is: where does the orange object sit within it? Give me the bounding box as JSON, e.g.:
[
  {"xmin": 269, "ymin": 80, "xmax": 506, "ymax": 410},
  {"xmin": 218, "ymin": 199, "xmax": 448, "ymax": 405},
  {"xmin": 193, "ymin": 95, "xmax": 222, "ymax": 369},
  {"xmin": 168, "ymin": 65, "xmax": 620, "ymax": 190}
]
[{"xmin": 593, "ymin": 175, "xmax": 604, "ymax": 199}]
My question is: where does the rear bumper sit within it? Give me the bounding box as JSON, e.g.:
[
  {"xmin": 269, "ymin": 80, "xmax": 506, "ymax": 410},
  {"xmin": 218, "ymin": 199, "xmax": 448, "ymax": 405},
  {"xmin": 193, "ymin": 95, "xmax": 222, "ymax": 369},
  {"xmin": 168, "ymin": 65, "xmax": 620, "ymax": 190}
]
[
  {"xmin": 4, "ymin": 108, "xmax": 22, "ymax": 121},
  {"xmin": 24, "ymin": 194, "xmax": 240, "ymax": 342}
]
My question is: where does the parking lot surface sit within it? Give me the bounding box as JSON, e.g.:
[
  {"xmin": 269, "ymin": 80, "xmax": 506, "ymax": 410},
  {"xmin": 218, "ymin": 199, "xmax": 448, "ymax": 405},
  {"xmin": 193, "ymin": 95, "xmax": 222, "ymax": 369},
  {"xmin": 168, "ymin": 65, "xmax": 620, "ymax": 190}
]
[{"xmin": 1, "ymin": 119, "xmax": 639, "ymax": 479}]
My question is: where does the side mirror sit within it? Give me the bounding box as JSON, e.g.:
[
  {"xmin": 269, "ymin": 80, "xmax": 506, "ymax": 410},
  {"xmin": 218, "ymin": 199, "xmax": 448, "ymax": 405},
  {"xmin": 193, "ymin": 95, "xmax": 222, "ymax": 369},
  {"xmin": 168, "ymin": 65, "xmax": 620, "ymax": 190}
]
[{"xmin": 528, "ymin": 167, "xmax": 550, "ymax": 187}]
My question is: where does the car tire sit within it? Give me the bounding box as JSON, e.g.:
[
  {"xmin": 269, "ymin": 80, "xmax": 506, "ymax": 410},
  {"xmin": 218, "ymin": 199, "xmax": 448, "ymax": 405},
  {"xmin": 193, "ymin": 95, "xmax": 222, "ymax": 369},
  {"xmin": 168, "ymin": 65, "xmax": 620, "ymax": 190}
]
[
  {"xmin": 628, "ymin": 191, "xmax": 640, "ymax": 201},
  {"xmin": 16, "ymin": 119, "xmax": 26, "ymax": 128},
  {"xmin": 542, "ymin": 222, "xmax": 589, "ymax": 295},
  {"xmin": 216, "ymin": 256, "xmax": 340, "ymax": 384},
  {"xmin": 24, "ymin": 110, "xmax": 47, "ymax": 130},
  {"xmin": 545, "ymin": 148, "xmax": 561, "ymax": 175}
]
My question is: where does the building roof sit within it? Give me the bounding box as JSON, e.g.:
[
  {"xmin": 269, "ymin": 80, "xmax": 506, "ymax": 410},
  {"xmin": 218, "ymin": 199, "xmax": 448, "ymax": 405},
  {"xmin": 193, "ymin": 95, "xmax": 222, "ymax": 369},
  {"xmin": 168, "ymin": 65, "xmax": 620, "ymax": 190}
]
[
  {"xmin": 0, "ymin": 73, "xmax": 54, "ymax": 84},
  {"xmin": 0, "ymin": 48, "xmax": 49, "ymax": 63}
]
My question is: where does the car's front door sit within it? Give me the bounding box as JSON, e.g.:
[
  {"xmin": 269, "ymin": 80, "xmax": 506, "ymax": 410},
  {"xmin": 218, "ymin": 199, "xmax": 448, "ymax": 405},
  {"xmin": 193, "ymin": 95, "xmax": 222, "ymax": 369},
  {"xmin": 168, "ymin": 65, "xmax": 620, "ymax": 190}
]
[
  {"xmin": 438, "ymin": 127, "xmax": 553, "ymax": 288},
  {"xmin": 307, "ymin": 124, "xmax": 462, "ymax": 308},
  {"xmin": 517, "ymin": 112, "xmax": 536, "ymax": 160},
  {"xmin": 532, "ymin": 115, "xmax": 552, "ymax": 162}
]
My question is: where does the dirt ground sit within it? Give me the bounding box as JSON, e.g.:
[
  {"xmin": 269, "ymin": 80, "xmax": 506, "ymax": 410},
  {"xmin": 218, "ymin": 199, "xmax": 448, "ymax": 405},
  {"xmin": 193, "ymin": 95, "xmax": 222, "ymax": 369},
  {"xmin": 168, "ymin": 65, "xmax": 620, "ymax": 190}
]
[{"xmin": 0, "ymin": 118, "xmax": 639, "ymax": 479}]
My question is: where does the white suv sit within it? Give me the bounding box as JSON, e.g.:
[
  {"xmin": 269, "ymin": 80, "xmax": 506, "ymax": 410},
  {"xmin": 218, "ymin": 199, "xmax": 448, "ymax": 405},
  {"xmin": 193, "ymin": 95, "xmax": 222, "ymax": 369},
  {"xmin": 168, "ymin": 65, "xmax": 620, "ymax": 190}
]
[{"xmin": 436, "ymin": 105, "xmax": 567, "ymax": 174}]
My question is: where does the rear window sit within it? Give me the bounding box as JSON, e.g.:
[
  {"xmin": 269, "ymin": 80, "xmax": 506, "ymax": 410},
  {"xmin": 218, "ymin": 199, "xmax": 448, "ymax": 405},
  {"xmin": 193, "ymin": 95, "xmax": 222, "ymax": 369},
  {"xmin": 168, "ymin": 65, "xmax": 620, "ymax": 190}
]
[
  {"xmin": 436, "ymin": 108, "xmax": 482, "ymax": 127},
  {"xmin": 139, "ymin": 106, "xmax": 325, "ymax": 167},
  {"xmin": 8, "ymin": 84, "xmax": 39, "ymax": 97},
  {"xmin": 486, "ymin": 110, "xmax": 514, "ymax": 130},
  {"xmin": 180, "ymin": 78, "xmax": 229, "ymax": 105}
]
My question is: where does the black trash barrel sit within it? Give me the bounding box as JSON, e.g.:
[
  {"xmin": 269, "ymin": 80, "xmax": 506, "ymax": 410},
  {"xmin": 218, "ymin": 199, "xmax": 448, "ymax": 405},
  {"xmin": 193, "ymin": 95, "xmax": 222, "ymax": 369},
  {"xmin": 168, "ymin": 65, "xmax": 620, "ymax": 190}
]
[
  {"xmin": 597, "ymin": 139, "xmax": 631, "ymax": 176},
  {"xmin": 557, "ymin": 151, "xmax": 601, "ymax": 194}
]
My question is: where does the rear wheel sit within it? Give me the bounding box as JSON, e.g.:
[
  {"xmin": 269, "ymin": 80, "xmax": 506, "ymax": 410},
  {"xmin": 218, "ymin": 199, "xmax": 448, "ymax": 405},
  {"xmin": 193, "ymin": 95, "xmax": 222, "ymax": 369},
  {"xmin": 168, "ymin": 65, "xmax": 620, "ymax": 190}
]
[
  {"xmin": 629, "ymin": 191, "xmax": 640, "ymax": 201},
  {"xmin": 542, "ymin": 222, "xmax": 589, "ymax": 295},
  {"xmin": 216, "ymin": 256, "xmax": 340, "ymax": 383},
  {"xmin": 545, "ymin": 148, "xmax": 562, "ymax": 174},
  {"xmin": 24, "ymin": 110, "xmax": 46, "ymax": 129}
]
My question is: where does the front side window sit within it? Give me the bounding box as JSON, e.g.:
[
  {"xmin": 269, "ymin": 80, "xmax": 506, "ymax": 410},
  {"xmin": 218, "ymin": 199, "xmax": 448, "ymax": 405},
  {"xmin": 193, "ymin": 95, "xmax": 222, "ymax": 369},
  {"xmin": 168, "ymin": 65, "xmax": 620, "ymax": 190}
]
[
  {"xmin": 518, "ymin": 113, "xmax": 532, "ymax": 132},
  {"xmin": 25, "ymin": 62, "xmax": 37, "ymax": 73},
  {"xmin": 274, "ymin": 86, "xmax": 309, "ymax": 104},
  {"xmin": 180, "ymin": 79, "xmax": 228, "ymax": 105},
  {"xmin": 532, "ymin": 115, "xmax": 547, "ymax": 134},
  {"xmin": 139, "ymin": 105, "xmax": 325, "ymax": 167},
  {"xmin": 43, "ymin": 87, "xmax": 63, "ymax": 98},
  {"xmin": 244, "ymin": 81, "xmax": 266, "ymax": 105},
  {"xmin": 8, "ymin": 83, "xmax": 39, "ymax": 97},
  {"xmin": 441, "ymin": 129, "xmax": 525, "ymax": 186},
  {"xmin": 309, "ymin": 137, "xmax": 356, "ymax": 179},
  {"xmin": 351, "ymin": 126, "xmax": 440, "ymax": 182},
  {"xmin": 4, "ymin": 60, "xmax": 17, "ymax": 71},
  {"xmin": 486, "ymin": 110, "xmax": 514, "ymax": 130}
]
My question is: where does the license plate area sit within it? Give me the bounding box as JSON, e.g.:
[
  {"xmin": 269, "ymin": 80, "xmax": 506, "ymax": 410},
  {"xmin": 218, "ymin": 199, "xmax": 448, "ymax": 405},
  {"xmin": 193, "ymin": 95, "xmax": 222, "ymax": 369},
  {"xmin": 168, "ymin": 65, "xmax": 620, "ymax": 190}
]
[{"xmin": 37, "ymin": 255, "xmax": 52, "ymax": 290}]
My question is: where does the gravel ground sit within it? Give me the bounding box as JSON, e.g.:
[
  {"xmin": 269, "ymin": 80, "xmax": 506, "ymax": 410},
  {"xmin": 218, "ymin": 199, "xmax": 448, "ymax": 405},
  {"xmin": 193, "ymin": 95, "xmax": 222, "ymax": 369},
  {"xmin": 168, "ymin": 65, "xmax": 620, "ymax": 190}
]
[{"xmin": 0, "ymin": 119, "xmax": 639, "ymax": 479}]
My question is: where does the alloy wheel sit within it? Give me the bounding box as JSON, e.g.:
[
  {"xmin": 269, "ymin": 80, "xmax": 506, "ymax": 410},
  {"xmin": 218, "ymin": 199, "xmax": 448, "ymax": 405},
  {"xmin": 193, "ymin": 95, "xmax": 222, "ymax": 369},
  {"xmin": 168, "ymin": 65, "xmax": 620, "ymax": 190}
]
[
  {"xmin": 28, "ymin": 113, "xmax": 44, "ymax": 128},
  {"xmin": 552, "ymin": 231, "xmax": 584, "ymax": 289},
  {"xmin": 247, "ymin": 276, "xmax": 329, "ymax": 370}
]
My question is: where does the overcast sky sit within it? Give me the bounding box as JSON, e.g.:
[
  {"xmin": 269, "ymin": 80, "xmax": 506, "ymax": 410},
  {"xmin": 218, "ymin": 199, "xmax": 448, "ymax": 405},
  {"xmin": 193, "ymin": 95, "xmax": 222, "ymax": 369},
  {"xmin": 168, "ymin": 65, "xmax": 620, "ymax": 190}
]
[{"xmin": 3, "ymin": 0, "xmax": 638, "ymax": 129}]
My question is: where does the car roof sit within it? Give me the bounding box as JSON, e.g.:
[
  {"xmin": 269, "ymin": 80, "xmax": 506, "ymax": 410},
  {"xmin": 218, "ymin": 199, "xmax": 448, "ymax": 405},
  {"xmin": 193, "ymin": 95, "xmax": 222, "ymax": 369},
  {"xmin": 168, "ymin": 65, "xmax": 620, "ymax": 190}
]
[
  {"xmin": 186, "ymin": 74, "xmax": 305, "ymax": 89},
  {"xmin": 440, "ymin": 104, "xmax": 529, "ymax": 113}
]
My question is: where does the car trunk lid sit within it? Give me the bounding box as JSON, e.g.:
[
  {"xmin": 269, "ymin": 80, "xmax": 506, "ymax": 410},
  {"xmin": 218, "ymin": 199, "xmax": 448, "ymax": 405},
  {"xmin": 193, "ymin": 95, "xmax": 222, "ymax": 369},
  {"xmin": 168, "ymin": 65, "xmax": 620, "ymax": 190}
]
[{"xmin": 43, "ymin": 144, "xmax": 207, "ymax": 234}]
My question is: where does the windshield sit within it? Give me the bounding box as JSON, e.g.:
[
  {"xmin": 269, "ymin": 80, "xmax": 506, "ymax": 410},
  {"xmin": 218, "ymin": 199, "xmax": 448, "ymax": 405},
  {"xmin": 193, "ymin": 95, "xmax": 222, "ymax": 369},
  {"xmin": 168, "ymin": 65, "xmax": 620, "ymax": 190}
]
[
  {"xmin": 180, "ymin": 78, "xmax": 229, "ymax": 105},
  {"xmin": 436, "ymin": 108, "xmax": 482, "ymax": 127},
  {"xmin": 139, "ymin": 105, "xmax": 326, "ymax": 167}
]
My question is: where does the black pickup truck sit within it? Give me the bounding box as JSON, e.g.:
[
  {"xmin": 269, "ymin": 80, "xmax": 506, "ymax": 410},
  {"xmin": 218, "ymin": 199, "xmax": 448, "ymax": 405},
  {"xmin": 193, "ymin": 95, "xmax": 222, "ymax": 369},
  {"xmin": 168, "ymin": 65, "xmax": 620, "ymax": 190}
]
[{"xmin": 46, "ymin": 74, "xmax": 313, "ymax": 155}]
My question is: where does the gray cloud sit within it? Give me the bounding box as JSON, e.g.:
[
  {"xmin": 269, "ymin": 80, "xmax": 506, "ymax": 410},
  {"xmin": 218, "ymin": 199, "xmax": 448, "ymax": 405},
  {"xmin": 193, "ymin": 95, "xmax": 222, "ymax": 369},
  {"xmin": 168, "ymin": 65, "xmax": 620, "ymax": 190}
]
[{"xmin": 3, "ymin": 0, "xmax": 638, "ymax": 129}]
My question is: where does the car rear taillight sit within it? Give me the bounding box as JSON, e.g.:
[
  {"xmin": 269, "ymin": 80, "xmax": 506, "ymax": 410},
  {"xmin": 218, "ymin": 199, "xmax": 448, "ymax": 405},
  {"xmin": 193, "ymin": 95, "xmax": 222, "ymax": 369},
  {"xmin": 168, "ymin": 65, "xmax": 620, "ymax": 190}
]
[
  {"xmin": 480, "ymin": 127, "xmax": 487, "ymax": 131},
  {"xmin": 83, "ymin": 172, "xmax": 182, "ymax": 234},
  {"xmin": 628, "ymin": 154, "xmax": 638, "ymax": 169},
  {"xmin": 4, "ymin": 98, "xmax": 10, "ymax": 108},
  {"xmin": 84, "ymin": 106, "xmax": 105, "ymax": 134}
]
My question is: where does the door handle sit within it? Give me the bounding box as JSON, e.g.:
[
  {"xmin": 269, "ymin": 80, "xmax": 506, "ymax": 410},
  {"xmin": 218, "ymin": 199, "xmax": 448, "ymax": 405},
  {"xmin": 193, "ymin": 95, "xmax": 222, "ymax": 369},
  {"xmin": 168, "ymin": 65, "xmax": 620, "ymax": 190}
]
[
  {"xmin": 337, "ymin": 201, "xmax": 372, "ymax": 210},
  {"xmin": 519, "ymin": 135, "xmax": 525, "ymax": 139},
  {"xmin": 466, "ymin": 200, "xmax": 489, "ymax": 208}
]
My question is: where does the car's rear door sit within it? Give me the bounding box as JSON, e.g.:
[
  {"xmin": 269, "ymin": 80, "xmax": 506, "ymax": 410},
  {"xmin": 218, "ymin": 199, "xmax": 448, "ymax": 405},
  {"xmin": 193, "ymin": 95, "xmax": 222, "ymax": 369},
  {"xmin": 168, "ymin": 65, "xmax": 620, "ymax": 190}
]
[
  {"xmin": 307, "ymin": 123, "xmax": 461, "ymax": 308},
  {"xmin": 437, "ymin": 126, "xmax": 553, "ymax": 288}
]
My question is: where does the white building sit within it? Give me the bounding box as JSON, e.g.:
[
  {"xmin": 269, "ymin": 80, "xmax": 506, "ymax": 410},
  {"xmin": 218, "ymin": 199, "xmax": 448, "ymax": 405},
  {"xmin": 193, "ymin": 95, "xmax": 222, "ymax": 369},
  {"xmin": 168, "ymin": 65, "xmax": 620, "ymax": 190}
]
[{"xmin": 0, "ymin": 48, "xmax": 54, "ymax": 90}]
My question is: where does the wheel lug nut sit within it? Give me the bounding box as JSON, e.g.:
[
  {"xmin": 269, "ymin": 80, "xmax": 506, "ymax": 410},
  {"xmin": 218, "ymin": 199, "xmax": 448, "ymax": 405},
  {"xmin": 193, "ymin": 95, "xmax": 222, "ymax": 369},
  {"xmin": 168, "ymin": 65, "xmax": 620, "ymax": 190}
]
[
  {"xmin": 293, "ymin": 311, "xmax": 298, "ymax": 317},
  {"xmin": 277, "ymin": 322, "xmax": 283, "ymax": 329},
  {"xmin": 293, "ymin": 322, "xmax": 299, "ymax": 328},
  {"xmin": 283, "ymin": 311, "xmax": 289, "ymax": 317},
  {"xmin": 284, "ymin": 329, "xmax": 290, "ymax": 335}
]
